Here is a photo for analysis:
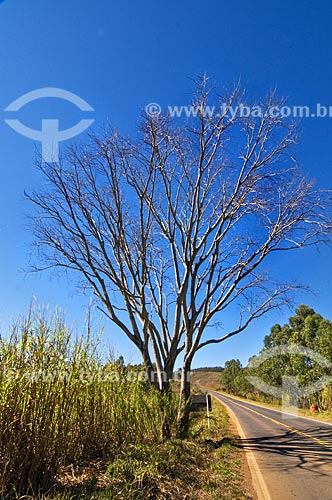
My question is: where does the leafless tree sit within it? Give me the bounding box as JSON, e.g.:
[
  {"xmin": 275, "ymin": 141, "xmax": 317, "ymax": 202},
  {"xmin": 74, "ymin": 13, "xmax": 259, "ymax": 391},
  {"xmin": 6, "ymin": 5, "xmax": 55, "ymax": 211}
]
[{"xmin": 28, "ymin": 77, "xmax": 332, "ymax": 436}]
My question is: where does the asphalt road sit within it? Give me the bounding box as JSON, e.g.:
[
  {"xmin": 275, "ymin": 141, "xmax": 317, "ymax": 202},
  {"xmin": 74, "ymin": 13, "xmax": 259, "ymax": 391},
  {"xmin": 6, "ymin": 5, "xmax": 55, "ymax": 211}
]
[{"xmin": 210, "ymin": 391, "xmax": 332, "ymax": 500}]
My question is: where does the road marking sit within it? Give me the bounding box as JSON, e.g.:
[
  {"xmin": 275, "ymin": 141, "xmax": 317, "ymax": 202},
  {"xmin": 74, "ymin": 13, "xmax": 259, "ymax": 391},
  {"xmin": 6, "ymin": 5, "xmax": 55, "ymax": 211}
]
[
  {"xmin": 223, "ymin": 396, "xmax": 332, "ymax": 449},
  {"xmin": 211, "ymin": 395, "xmax": 272, "ymax": 500}
]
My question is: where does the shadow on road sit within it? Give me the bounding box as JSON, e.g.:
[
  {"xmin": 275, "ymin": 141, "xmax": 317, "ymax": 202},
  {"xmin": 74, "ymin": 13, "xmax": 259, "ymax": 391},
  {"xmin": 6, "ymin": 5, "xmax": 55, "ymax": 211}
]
[{"xmin": 236, "ymin": 427, "xmax": 332, "ymax": 477}]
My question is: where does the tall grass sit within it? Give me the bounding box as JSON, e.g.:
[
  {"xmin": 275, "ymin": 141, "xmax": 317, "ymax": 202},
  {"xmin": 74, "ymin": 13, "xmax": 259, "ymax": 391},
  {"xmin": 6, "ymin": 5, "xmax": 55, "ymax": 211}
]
[{"xmin": 0, "ymin": 308, "xmax": 176, "ymax": 497}]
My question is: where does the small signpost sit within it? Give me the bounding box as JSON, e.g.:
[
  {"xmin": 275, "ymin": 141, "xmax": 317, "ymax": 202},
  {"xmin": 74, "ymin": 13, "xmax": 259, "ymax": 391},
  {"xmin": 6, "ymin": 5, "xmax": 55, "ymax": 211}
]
[{"xmin": 191, "ymin": 394, "xmax": 212, "ymax": 428}]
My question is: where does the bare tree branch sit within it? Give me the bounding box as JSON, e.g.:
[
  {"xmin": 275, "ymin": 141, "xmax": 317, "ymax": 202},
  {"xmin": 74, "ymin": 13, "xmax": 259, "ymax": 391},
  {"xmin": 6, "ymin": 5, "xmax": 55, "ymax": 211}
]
[{"xmin": 27, "ymin": 76, "xmax": 332, "ymax": 407}]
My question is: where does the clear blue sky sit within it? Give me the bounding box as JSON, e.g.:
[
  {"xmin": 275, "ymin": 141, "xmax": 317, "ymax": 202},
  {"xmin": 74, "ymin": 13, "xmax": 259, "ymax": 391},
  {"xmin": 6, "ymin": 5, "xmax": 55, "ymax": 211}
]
[{"xmin": 0, "ymin": 0, "xmax": 332, "ymax": 368}]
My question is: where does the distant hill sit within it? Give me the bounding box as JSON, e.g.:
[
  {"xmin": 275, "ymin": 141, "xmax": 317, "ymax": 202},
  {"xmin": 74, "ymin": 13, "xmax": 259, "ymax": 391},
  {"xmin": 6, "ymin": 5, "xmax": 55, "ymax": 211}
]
[
  {"xmin": 191, "ymin": 366, "xmax": 224, "ymax": 372},
  {"xmin": 190, "ymin": 369, "xmax": 223, "ymax": 391}
]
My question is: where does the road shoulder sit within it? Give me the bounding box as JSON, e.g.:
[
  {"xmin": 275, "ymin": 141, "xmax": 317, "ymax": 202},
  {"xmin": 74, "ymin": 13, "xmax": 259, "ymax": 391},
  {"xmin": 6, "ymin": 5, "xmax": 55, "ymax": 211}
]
[{"xmin": 211, "ymin": 393, "xmax": 271, "ymax": 500}]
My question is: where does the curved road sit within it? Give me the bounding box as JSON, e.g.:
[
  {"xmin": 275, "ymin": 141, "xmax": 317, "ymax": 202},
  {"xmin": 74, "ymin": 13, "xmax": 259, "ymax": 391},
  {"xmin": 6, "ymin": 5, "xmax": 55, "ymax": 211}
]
[{"xmin": 210, "ymin": 391, "xmax": 332, "ymax": 500}]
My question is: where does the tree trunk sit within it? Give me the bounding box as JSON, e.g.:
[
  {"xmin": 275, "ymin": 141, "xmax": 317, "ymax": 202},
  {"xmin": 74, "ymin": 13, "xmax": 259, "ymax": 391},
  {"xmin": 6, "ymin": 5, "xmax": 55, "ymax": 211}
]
[
  {"xmin": 142, "ymin": 351, "xmax": 175, "ymax": 439},
  {"xmin": 141, "ymin": 348, "xmax": 160, "ymax": 389},
  {"xmin": 177, "ymin": 361, "xmax": 192, "ymax": 438}
]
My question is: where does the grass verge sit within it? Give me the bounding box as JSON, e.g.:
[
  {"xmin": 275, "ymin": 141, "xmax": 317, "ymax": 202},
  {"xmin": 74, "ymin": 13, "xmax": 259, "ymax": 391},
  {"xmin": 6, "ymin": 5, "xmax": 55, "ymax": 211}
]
[
  {"xmin": 0, "ymin": 311, "xmax": 252, "ymax": 499},
  {"xmin": 46, "ymin": 399, "xmax": 252, "ymax": 500}
]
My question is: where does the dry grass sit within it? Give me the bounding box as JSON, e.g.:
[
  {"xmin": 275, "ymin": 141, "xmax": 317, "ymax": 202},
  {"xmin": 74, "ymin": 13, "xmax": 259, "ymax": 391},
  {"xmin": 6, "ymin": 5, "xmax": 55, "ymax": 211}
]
[
  {"xmin": 46, "ymin": 399, "xmax": 252, "ymax": 500},
  {"xmin": 0, "ymin": 313, "xmax": 251, "ymax": 499},
  {"xmin": 0, "ymin": 308, "xmax": 176, "ymax": 498},
  {"xmin": 191, "ymin": 370, "xmax": 223, "ymax": 392}
]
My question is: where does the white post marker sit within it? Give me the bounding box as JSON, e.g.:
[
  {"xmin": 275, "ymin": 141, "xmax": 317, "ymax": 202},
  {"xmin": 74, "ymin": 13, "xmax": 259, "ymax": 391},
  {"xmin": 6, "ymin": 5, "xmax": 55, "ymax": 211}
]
[{"xmin": 206, "ymin": 393, "xmax": 210, "ymax": 428}]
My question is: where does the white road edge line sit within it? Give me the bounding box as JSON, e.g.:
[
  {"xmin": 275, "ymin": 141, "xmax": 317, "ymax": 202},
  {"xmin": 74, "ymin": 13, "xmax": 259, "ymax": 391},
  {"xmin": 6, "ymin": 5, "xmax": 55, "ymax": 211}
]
[
  {"xmin": 213, "ymin": 391, "xmax": 332, "ymax": 427},
  {"xmin": 211, "ymin": 394, "xmax": 272, "ymax": 500}
]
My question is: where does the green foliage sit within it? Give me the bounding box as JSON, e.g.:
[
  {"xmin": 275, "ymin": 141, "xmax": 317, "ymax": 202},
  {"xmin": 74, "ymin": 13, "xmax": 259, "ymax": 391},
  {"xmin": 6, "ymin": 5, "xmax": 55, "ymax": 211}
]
[
  {"xmin": 256, "ymin": 305, "xmax": 332, "ymax": 394},
  {"xmin": 222, "ymin": 305, "xmax": 332, "ymax": 409},
  {"xmin": 220, "ymin": 360, "xmax": 253, "ymax": 395},
  {"xmin": 220, "ymin": 359, "xmax": 242, "ymax": 393}
]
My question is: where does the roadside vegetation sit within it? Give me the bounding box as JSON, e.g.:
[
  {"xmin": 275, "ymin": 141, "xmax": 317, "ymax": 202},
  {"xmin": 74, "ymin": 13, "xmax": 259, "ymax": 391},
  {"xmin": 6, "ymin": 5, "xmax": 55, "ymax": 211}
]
[
  {"xmin": 219, "ymin": 305, "xmax": 332, "ymax": 419},
  {"xmin": 0, "ymin": 307, "xmax": 251, "ymax": 499}
]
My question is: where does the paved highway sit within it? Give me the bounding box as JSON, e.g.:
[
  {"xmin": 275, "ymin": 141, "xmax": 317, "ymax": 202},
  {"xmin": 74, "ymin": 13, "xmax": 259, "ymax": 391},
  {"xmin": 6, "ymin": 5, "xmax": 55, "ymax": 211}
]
[{"xmin": 210, "ymin": 391, "xmax": 332, "ymax": 500}]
